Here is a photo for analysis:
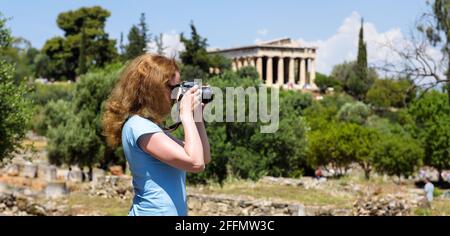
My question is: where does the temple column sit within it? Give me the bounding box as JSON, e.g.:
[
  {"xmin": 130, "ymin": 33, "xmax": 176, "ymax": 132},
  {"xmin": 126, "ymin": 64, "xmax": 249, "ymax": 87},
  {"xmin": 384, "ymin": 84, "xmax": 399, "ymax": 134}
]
[
  {"xmin": 232, "ymin": 60, "xmax": 237, "ymax": 71},
  {"xmin": 299, "ymin": 58, "xmax": 306, "ymax": 88},
  {"xmin": 277, "ymin": 57, "xmax": 284, "ymax": 86},
  {"xmin": 237, "ymin": 59, "xmax": 242, "ymax": 70},
  {"xmin": 310, "ymin": 58, "xmax": 317, "ymax": 89},
  {"xmin": 243, "ymin": 57, "xmax": 249, "ymax": 67},
  {"xmin": 289, "ymin": 57, "xmax": 295, "ymax": 84},
  {"xmin": 256, "ymin": 57, "xmax": 263, "ymax": 81},
  {"xmin": 249, "ymin": 57, "xmax": 255, "ymax": 67},
  {"xmin": 266, "ymin": 57, "xmax": 273, "ymax": 85}
]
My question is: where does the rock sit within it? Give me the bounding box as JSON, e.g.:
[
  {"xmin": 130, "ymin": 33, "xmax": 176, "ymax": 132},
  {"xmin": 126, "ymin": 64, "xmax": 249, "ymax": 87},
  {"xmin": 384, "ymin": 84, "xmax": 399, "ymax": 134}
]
[
  {"xmin": 92, "ymin": 168, "xmax": 106, "ymax": 184},
  {"xmin": 45, "ymin": 181, "xmax": 68, "ymax": 198},
  {"xmin": 187, "ymin": 193, "xmax": 304, "ymax": 216},
  {"xmin": 0, "ymin": 192, "xmax": 67, "ymax": 216},
  {"xmin": 89, "ymin": 175, "xmax": 133, "ymax": 200},
  {"xmin": 67, "ymin": 169, "xmax": 83, "ymax": 183},
  {"xmin": 259, "ymin": 176, "xmax": 303, "ymax": 187},
  {"xmin": 353, "ymin": 194, "xmax": 411, "ymax": 216},
  {"xmin": 6, "ymin": 164, "xmax": 20, "ymax": 177},
  {"xmin": 21, "ymin": 163, "xmax": 37, "ymax": 178},
  {"xmin": 38, "ymin": 165, "xmax": 57, "ymax": 182},
  {"xmin": 0, "ymin": 182, "xmax": 9, "ymax": 192}
]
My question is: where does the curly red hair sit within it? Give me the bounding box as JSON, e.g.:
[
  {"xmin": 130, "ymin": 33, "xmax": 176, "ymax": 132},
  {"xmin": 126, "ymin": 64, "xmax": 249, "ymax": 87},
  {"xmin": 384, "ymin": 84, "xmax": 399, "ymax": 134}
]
[{"xmin": 102, "ymin": 54, "xmax": 179, "ymax": 148}]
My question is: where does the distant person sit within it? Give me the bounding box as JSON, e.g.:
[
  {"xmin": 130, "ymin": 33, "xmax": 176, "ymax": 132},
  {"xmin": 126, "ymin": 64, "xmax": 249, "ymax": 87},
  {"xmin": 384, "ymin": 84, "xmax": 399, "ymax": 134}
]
[
  {"xmin": 66, "ymin": 166, "xmax": 72, "ymax": 181},
  {"xmin": 424, "ymin": 178, "xmax": 435, "ymax": 205},
  {"xmin": 315, "ymin": 167, "xmax": 323, "ymax": 180},
  {"xmin": 419, "ymin": 169, "xmax": 426, "ymax": 180},
  {"xmin": 441, "ymin": 172, "xmax": 450, "ymax": 183}
]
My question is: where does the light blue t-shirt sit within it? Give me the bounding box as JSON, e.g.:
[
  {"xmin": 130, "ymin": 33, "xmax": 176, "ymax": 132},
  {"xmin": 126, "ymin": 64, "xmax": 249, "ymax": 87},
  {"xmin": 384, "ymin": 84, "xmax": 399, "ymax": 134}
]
[{"xmin": 122, "ymin": 115, "xmax": 187, "ymax": 216}]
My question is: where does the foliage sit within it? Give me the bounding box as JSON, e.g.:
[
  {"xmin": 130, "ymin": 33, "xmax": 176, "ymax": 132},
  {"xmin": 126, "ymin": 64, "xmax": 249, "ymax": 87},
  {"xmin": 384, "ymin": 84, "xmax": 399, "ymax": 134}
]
[
  {"xmin": 0, "ymin": 14, "xmax": 33, "ymax": 160},
  {"xmin": 354, "ymin": 19, "xmax": 371, "ymax": 100},
  {"xmin": 337, "ymin": 102, "xmax": 371, "ymax": 125},
  {"xmin": 307, "ymin": 122, "xmax": 379, "ymax": 178},
  {"xmin": 373, "ymin": 134, "xmax": 423, "ymax": 180},
  {"xmin": 123, "ymin": 13, "xmax": 150, "ymax": 60},
  {"xmin": 330, "ymin": 61, "xmax": 378, "ymax": 100},
  {"xmin": 315, "ymin": 72, "xmax": 342, "ymax": 93},
  {"xmin": 40, "ymin": 6, "xmax": 118, "ymax": 80},
  {"xmin": 30, "ymin": 82, "xmax": 75, "ymax": 106},
  {"xmin": 366, "ymin": 78, "xmax": 415, "ymax": 108},
  {"xmin": 409, "ymin": 91, "xmax": 450, "ymax": 182},
  {"xmin": 47, "ymin": 63, "xmax": 123, "ymax": 171},
  {"xmin": 180, "ymin": 22, "xmax": 210, "ymax": 73},
  {"xmin": 0, "ymin": 37, "xmax": 39, "ymax": 82},
  {"xmin": 237, "ymin": 66, "xmax": 259, "ymax": 80},
  {"xmin": 180, "ymin": 22, "xmax": 231, "ymax": 75}
]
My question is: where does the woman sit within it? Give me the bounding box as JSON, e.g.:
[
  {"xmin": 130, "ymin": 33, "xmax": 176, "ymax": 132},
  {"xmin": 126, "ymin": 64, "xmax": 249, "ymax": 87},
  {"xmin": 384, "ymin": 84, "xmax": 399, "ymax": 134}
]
[{"xmin": 102, "ymin": 54, "xmax": 211, "ymax": 216}]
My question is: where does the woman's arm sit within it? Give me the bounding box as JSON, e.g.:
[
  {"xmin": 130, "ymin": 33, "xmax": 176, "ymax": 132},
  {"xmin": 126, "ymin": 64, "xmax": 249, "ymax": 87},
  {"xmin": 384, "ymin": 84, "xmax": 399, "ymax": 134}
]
[
  {"xmin": 196, "ymin": 120, "xmax": 211, "ymax": 164},
  {"xmin": 138, "ymin": 87, "xmax": 205, "ymax": 173}
]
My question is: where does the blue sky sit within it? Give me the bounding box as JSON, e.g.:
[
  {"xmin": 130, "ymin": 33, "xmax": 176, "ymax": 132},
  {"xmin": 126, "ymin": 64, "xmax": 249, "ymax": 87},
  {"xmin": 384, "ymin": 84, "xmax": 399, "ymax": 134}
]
[
  {"xmin": 0, "ymin": 0, "xmax": 430, "ymax": 74},
  {"xmin": 1, "ymin": 0, "xmax": 428, "ymax": 48}
]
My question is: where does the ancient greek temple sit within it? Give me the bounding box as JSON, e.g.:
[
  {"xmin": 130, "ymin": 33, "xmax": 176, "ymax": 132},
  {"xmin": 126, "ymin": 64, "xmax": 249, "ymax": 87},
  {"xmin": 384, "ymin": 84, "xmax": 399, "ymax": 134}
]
[{"xmin": 208, "ymin": 38, "xmax": 318, "ymax": 90}]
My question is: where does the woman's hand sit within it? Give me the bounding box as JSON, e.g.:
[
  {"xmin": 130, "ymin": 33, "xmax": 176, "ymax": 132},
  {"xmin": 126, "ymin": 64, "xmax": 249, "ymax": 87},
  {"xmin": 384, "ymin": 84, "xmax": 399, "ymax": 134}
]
[{"xmin": 179, "ymin": 86, "xmax": 202, "ymax": 122}]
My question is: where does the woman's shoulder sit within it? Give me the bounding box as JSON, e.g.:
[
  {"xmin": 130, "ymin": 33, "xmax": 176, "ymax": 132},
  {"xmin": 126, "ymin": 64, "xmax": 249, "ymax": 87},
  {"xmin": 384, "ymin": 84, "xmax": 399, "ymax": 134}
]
[{"xmin": 123, "ymin": 115, "xmax": 163, "ymax": 136}]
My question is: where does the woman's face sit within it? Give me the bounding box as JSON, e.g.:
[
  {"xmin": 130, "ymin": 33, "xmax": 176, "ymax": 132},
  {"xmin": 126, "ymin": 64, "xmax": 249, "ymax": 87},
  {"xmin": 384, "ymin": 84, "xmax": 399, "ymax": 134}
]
[
  {"xmin": 167, "ymin": 71, "xmax": 181, "ymax": 101},
  {"xmin": 170, "ymin": 71, "xmax": 181, "ymax": 86}
]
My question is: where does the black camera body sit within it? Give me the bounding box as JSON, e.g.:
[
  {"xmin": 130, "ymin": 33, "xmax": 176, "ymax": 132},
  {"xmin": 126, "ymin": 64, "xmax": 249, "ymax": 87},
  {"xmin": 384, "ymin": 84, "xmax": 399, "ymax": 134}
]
[{"xmin": 178, "ymin": 81, "xmax": 214, "ymax": 104}]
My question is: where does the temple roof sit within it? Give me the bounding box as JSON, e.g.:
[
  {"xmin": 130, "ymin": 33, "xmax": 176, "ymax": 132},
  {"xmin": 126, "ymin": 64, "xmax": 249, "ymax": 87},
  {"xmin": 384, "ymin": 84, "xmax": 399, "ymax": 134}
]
[{"xmin": 208, "ymin": 38, "xmax": 316, "ymax": 53}]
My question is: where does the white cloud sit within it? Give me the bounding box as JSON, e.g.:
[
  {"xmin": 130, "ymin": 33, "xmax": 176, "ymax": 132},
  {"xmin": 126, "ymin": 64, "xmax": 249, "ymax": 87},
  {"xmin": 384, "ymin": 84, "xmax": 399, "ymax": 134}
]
[
  {"xmin": 297, "ymin": 11, "xmax": 442, "ymax": 76},
  {"xmin": 147, "ymin": 30, "xmax": 185, "ymax": 59},
  {"xmin": 257, "ymin": 29, "xmax": 268, "ymax": 36}
]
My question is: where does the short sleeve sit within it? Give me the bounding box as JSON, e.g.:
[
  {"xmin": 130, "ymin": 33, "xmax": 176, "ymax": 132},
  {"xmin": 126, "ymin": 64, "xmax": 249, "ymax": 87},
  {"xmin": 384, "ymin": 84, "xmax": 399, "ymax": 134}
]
[{"xmin": 127, "ymin": 115, "xmax": 163, "ymax": 144}]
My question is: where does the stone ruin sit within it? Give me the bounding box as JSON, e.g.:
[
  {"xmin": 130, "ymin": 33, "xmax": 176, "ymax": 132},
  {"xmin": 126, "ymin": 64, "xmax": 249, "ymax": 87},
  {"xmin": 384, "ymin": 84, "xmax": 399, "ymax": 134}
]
[
  {"xmin": 188, "ymin": 193, "xmax": 305, "ymax": 216},
  {"xmin": 0, "ymin": 183, "xmax": 67, "ymax": 216},
  {"xmin": 353, "ymin": 194, "xmax": 411, "ymax": 216},
  {"xmin": 88, "ymin": 175, "xmax": 133, "ymax": 200}
]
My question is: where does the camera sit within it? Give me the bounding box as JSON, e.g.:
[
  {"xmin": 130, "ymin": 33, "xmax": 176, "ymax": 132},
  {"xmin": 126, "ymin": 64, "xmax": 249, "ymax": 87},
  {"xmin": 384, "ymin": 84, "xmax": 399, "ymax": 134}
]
[{"xmin": 176, "ymin": 81, "xmax": 214, "ymax": 104}]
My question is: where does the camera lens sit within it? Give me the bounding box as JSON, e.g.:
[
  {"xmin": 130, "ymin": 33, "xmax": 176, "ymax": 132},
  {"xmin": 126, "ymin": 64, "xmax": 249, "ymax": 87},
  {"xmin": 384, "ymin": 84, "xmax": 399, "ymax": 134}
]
[{"xmin": 202, "ymin": 87, "xmax": 214, "ymax": 104}]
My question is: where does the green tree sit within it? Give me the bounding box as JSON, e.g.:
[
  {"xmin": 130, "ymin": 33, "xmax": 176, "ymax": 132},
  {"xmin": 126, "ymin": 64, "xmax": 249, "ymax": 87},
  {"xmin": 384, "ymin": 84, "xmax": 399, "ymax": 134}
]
[
  {"xmin": 77, "ymin": 27, "xmax": 88, "ymax": 75},
  {"xmin": 47, "ymin": 64, "xmax": 123, "ymax": 179},
  {"xmin": 330, "ymin": 61, "xmax": 378, "ymax": 98},
  {"xmin": 304, "ymin": 92, "xmax": 355, "ymax": 131},
  {"xmin": 352, "ymin": 18, "xmax": 372, "ymax": 100},
  {"xmin": 307, "ymin": 122, "xmax": 379, "ymax": 178},
  {"xmin": 0, "ymin": 14, "xmax": 33, "ymax": 160},
  {"xmin": 237, "ymin": 66, "xmax": 259, "ymax": 80},
  {"xmin": 124, "ymin": 13, "xmax": 150, "ymax": 60},
  {"xmin": 41, "ymin": 6, "xmax": 118, "ymax": 80},
  {"xmin": 0, "ymin": 37, "xmax": 40, "ymax": 81},
  {"xmin": 315, "ymin": 72, "xmax": 342, "ymax": 93},
  {"xmin": 366, "ymin": 78, "xmax": 415, "ymax": 109},
  {"xmin": 373, "ymin": 134, "xmax": 423, "ymax": 182},
  {"xmin": 180, "ymin": 21, "xmax": 211, "ymax": 73},
  {"xmin": 154, "ymin": 33, "xmax": 166, "ymax": 56},
  {"xmin": 409, "ymin": 91, "xmax": 450, "ymax": 183},
  {"xmin": 336, "ymin": 102, "xmax": 371, "ymax": 125}
]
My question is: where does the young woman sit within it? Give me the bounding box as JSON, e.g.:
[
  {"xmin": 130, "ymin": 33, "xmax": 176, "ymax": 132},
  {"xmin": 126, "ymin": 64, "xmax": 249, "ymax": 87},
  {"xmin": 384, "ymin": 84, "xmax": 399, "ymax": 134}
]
[{"xmin": 102, "ymin": 54, "xmax": 211, "ymax": 216}]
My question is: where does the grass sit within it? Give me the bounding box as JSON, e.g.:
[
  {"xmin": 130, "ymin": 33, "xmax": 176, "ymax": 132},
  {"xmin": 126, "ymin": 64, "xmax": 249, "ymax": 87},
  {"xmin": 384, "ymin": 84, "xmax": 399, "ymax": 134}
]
[
  {"xmin": 414, "ymin": 200, "xmax": 450, "ymax": 216},
  {"xmin": 188, "ymin": 178, "xmax": 355, "ymax": 209},
  {"xmin": 61, "ymin": 193, "xmax": 130, "ymax": 216}
]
